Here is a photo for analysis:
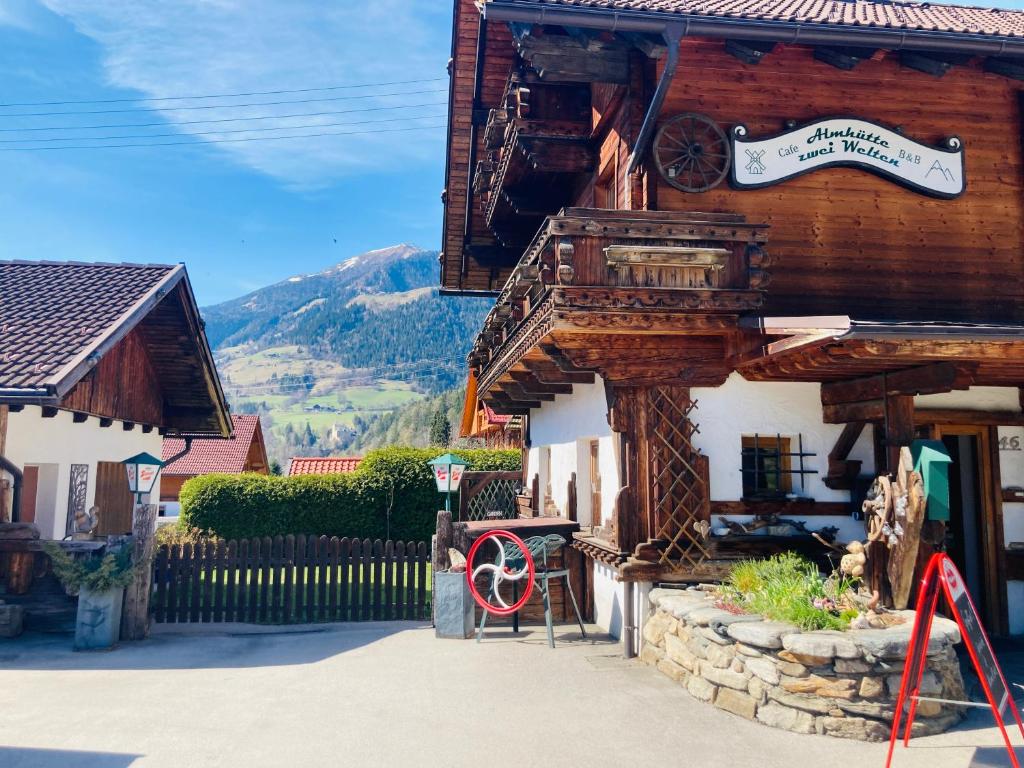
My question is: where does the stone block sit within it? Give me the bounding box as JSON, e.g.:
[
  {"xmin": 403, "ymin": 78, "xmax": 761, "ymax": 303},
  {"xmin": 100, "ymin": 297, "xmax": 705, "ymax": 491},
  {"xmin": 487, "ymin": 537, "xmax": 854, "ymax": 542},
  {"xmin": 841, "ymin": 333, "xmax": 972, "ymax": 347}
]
[
  {"xmin": 744, "ymin": 655, "xmax": 781, "ymax": 685},
  {"xmin": 657, "ymin": 658, "xmax": 689, "ymax": 684},
  {"xmin": 704, "ymin": 642, "xmax": 736, "ymax": 669},
  {"xmin": 834, "ymin": 658, "xmax": 873, "ymax": 674},
  {"xmin": 859, "ymin": 676, "xmax": 884, "ymax": 699},
  {"xmin": 821, "ymin": 716, "xmax": 889, "ymax": 742},
  {"xmin": 767, "ymin": 687, "xmax": 835, "ymax": 715},
  {"xmin": 434, "ymin": 571, "xmax": 476, "ymax": 640},
  {"xmin": 639, "ymin": 642, "xmax": 665, "ymax": 666},
  {"xmin": 777, "ymin": 660, "xmax": 808, "ymax": 678},
  {"xmin": 779, "ymin": 649, "xmax": 833, "ymax": 667},
  {"xmin": 700, "ymin": 661, "xmax": 751, "ymax": 690},
  {"xmin": 837, "ymin": 700, "xmax": 895, "ymax": 720},
  {"xmin": 726, "ymin": 620, "xmax": 798, "ymax": 649},
  {"xmin": 688, "ymin": 606, "xmax": 736, "ymax": 626},
  {"xmin": 698, "ymin": 626, "xmax": 733, "ymax": 645},
  {"xmin": 665, "ymin": 632, "xmax": 697, "ymax": 672},
  {"xmin": 687, "ymin": 674, "xmax": 718, "ymax": 702},
  {"xmin": 686, "ymin": 636, "xmax": 709, "ymax": 660},
  {"xmin": 757, "ymin": 702, "xmax": 816, "ymax": 734},
  {"xmin": 735, "ymin": 643, "xmax": 763, "ymax": 658},
  {"xmin": 642, "ymin": 611, "xmax": 675, "ymax": 646},
  {"xmin": 748, "ymin": 676, "xmax": 769, "ymax": 705},
  {"xmin": 886, "ymin": 670, "xmax": 941, "ymax": 698},
  {"xmin": 782, "ymin": 631, "xmax": 859, "ymax": 660},
  {"xmin": 714, "ymin": 688, "xmax": 757, "ymax": 720}
]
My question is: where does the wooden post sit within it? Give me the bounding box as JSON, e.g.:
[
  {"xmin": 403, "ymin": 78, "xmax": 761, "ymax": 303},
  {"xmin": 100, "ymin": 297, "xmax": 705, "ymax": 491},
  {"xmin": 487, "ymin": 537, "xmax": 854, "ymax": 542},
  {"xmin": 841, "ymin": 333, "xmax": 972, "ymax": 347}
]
[
  {"xmin": 120, "ymin": 503, "xmax": 157, "ymax": 641},
  {"xmin": 883, "ymin": 394, "xmax": 915, "ymax": 473},
  {"xmin": 432, "ymin": 509, "xmax": 452, "ymax": 627}
]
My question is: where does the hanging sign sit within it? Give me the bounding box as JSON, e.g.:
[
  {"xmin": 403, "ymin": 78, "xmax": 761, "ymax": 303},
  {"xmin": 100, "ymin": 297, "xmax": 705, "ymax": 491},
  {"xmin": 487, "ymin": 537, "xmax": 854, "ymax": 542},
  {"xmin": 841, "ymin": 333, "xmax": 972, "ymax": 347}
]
[
  {"xmin": 731, "ymin": 118, "xmax": 964, "ymax": 198},
  {"xmin": 886, "ymin": 553, "xmax": 1024, "ymax": 768}
]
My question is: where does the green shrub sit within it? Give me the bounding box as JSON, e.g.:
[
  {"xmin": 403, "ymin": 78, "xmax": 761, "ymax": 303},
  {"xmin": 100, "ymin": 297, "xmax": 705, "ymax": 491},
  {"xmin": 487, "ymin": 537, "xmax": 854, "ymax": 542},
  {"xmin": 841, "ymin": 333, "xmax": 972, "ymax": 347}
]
[
  {"xmin": 44, "ymin": 542, "xmax": 135, "ymax": 594},
  {"xmin": 718, "ymin": 553, "xmax": 857, "ymax": 631},
  {"xmin": 178, "ymin": 446, "xmax": 520, "ymax": 542}
]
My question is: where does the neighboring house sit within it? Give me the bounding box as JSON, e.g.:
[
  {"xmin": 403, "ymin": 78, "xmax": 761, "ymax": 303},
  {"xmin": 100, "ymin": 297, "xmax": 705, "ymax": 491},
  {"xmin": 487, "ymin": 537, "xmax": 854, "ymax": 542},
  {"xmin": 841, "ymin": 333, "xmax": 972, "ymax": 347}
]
[
  {"xmin": 0, "ymin": 261, "xmax": 231, "ymax": 540},
  {"xmin": 287, "ymin": 457, "xmax": 362, "ymax": 476},
  {"xmin": 459, "ymin": 372, "xmax": 522, "ymax": 449},
  {"xmin": 442, "ymin": 0, "xmax": 1024, "ymax": 640},
  {"xmin": 160, "ymin": 414, "xmax": 269, "ymax": 517}
]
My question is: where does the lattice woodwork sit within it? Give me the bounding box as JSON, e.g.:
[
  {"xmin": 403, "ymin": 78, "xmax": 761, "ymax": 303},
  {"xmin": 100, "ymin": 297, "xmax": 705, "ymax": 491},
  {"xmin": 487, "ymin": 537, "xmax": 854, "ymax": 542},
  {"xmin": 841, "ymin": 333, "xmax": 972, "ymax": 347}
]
[
  {"xmin": 464, "ymin": 478, "xmax": 521, "ymax": 522},
  {"xmin": 648, "ymin": 386, "xmax": 711, "ymax": 570}
]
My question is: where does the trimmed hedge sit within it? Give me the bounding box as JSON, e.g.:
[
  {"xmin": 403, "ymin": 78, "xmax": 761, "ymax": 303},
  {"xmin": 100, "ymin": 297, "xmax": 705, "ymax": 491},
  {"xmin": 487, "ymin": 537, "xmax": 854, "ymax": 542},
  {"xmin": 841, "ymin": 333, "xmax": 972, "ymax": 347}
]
[{"xmin": 178, "ymin": 447, "xmax": 520, "ymax": 542}]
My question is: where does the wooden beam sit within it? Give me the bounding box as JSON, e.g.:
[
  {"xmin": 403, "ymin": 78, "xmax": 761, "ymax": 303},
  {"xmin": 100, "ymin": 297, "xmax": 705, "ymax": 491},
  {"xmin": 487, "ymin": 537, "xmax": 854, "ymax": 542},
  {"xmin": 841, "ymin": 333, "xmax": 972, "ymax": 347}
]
[
  {"xmin": 41, "ymin": 406, "xmax": 58, "ymax": 419},
  {"xmin": 724, "ymin": 39, "xmax": 776, "ymax": 65},
  {"xmin": 813, "ymin": 46, "xmax": 877, "ymax": 71},
  {"xmin": 915, "ymin": 409, "xmax": 1024, "ymax": 427},
  {"xmin": 508, "ymin": 370, "xmax": 573, "ymax": 395},
  {"xmin": 821, "ymin": 362, "xmax": 971, "ymax": 406},
  {"xmin": 142, "ymin": 425, "xmax": 154, "ymax": 434},
  {"xmin": 539, "ymin": 343, "xmax": 591, "ymax": 375},
  {"xmin": 0, "ymin": 404, "xmax": 7, "ymax": 456},
  {"xmin": 123, "ymin": 421, "xmax": 135, "ymax": 431},
  {"xmin": 884, "ymin": 395, "xmax": 915, "ymax": 473},
  {"xmin": 984, "ymin": 57, "xmax": 1024, "ymax": 81},
  {"xmin": 99, "ymin": 417, "xmax": 113, "ymax": 428},
  {"xmin": 7, "ymin": 404, "xmax": 23, "ymax": 413},
  {"xmin": 522, "ymin": 359, "xmax": 594, "ymax": 385},
  {"xmin": 823, "ymin": 422, "xmax": 865, "ymax": 490},
  {"xmin": 899, "ymin": 50, "xmax": 970, "ymax": 78},
  {"xmin": 497, "ymin": 381, "xmax": 554, "ymax": 403},
  {"xmin": 72, "ymin": 412, "xmax": 88, "ymax": 424}
]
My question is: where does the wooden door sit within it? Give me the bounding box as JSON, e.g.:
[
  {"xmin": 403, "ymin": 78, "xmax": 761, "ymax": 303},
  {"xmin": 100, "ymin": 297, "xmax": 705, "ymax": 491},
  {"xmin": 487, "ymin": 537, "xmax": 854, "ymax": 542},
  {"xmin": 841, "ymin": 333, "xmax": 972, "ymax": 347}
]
[
  {"xmin": 20, "ymin": 466, "xmax": 38, "ymax": 523},
  {"xmin": 933, "ymin": 425, "xmax": 1005, "ymax": 634},
  {"xmin": 95, "ymin": 461, "xmax": 134, "ymax": 536},
  {"xmin": 589, "ymin": 440, "xmax": 602, "ymax": 528}
]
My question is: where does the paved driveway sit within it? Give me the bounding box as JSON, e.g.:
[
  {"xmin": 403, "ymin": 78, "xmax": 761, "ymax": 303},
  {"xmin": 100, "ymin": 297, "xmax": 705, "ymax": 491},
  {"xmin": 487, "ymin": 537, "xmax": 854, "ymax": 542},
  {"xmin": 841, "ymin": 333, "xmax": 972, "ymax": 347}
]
[{"xmin": 1, "ymin": 623, "xmax": 1021, "ymax": 767}]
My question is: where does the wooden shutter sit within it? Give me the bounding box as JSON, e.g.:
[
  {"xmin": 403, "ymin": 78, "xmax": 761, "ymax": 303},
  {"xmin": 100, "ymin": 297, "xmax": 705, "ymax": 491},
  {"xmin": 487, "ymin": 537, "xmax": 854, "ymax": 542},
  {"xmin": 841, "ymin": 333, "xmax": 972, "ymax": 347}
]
[
  {"xmin": 95, "ymin": 461, "xmax": 134, "ymax": 536},
  {"xmin": 20, "ymin": 466, "xmax": 38, "ymax": 523}
]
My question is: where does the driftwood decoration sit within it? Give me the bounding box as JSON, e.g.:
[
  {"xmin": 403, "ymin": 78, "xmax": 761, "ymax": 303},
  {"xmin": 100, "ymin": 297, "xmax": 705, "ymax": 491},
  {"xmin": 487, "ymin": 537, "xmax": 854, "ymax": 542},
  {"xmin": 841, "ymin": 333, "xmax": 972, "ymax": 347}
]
[
  {"xmin": 887, "ymin": 449, "xmax": 926, "ymax": 609},
  {"xmin": 848, "ymin": 447, "xmax": 926, "ymax": 610}
]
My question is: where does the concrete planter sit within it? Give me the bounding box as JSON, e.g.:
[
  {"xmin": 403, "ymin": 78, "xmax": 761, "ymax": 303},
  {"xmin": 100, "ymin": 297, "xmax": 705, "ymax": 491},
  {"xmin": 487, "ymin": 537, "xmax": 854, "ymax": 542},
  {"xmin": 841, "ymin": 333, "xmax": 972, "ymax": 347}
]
[
  {"xmin": 434, "ymin": 570, "xmax": 475, "ymax": 639},
  {"xmin": 74, "ymin": 586, "xmax": 124, "ymax": 651}
]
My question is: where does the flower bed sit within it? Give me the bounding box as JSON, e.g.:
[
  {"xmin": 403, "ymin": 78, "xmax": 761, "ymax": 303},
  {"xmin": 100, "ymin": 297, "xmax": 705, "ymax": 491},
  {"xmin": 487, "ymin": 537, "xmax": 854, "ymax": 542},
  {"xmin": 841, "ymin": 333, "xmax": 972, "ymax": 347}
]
[{"xmin": 641, "ymin": 587, "xmax": 966, "ymax": 742}]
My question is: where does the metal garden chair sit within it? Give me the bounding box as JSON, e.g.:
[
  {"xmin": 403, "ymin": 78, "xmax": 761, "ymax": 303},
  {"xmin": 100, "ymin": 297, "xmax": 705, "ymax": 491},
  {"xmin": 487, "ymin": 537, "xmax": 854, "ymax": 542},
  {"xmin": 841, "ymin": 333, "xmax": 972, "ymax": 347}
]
[{"xmin": 476, "ymin": 533, "xmax": 586, "ymax": 648}]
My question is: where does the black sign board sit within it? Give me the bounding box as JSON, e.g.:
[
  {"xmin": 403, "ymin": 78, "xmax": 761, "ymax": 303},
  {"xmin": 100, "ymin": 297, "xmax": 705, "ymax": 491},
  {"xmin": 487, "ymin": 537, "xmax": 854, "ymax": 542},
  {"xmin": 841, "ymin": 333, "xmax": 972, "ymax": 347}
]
[{"xmin": 887, "ymin": 554, "xmax": 1023, "ymax": 767}]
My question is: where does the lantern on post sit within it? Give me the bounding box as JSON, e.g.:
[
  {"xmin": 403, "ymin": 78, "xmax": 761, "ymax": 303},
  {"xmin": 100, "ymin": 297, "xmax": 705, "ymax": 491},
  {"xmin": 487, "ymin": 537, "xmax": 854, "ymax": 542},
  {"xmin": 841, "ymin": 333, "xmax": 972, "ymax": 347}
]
[
  {"xmin": 428, "ymin": 452, "xmax": 468, "ymax": 514},
  {"xmin": 122, "ymin": 452, "xmax": 165, "ymax": 506}
]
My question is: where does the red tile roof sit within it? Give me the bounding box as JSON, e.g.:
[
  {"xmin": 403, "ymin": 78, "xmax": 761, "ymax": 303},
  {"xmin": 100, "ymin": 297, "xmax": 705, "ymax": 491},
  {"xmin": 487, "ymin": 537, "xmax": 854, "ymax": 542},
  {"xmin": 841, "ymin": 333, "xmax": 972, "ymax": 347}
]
[
  {"xmin": 162, "ymin": 414, "xmax": 265, "ymax": 476},
  {"xmin": 287, "ymin": 457, "xmax": 363, "ymax": 476},
  {"xmin": 488, "ymin": 0, "xmax": 1024, "ymax": 38}
]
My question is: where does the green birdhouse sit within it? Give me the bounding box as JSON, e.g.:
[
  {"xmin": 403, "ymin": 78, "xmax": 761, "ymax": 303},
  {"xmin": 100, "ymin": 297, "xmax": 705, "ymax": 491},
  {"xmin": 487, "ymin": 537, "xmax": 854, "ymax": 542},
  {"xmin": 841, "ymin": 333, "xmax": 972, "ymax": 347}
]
[{"xmin": 911, "ymin": 440, "xmax": 953, "ymax": 522}]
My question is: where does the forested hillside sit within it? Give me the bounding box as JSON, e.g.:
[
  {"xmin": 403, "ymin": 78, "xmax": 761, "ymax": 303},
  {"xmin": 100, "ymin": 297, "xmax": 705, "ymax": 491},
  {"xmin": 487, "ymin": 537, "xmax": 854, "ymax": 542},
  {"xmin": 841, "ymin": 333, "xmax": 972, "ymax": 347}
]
[{"xmin": 202, "ymin": 245, "xmax": 492, "ymax": 465}]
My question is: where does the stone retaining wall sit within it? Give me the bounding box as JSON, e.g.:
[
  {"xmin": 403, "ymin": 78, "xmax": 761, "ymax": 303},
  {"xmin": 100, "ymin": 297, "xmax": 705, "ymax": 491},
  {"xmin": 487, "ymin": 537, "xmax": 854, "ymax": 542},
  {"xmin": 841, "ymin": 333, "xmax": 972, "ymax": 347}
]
[{"xmin": 641, "ymin": 588, "xmax": 966, "ymax": 742}]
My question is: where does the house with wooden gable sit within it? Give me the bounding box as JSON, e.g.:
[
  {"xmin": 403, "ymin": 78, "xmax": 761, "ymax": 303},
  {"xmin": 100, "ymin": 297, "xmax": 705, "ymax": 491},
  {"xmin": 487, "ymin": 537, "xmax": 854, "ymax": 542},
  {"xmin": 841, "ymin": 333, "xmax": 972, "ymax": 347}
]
[
  {"xmin": 0, "ymin": 261, "xmax": 231, "ymax": 541},
  {"xmin": 442, "ymin": 0, "xmax": 1024, "ymax": 646},
  {"xmin": 160, "ymin": 414, "xmax": 269, "ymax": 517}
]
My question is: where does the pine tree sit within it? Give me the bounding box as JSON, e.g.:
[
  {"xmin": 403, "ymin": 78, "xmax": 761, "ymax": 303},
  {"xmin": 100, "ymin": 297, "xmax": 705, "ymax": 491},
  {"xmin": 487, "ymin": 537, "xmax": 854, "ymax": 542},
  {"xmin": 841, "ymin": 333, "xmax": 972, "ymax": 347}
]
[{"xmin": 429, "ymin": 408, "xmax": 451, "ymax": 447}]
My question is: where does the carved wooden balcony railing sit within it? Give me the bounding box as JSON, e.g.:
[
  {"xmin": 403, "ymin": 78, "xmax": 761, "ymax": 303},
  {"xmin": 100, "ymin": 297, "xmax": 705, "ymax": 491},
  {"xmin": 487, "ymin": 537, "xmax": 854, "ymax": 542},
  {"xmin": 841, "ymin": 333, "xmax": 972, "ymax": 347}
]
[
  {"xmin": 467, "ymin": 208, "xmax": 771, "ymax": 406},
  {"xmin": 472, "ymin": 72, "xmax": 593, "ymax": 248}
]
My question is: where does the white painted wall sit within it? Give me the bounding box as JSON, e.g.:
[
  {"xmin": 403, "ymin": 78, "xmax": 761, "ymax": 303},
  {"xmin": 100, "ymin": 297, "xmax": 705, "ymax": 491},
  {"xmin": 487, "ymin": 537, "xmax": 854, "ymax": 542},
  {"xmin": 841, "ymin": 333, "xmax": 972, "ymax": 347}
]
[
  {"xmin": 691, "ymin": 373, "xmax": 874, "ymax": 543},
  {"xmin": 526, "ymin": 379, "xmax": 618, "ymax": 525},
  {"xmin": 5, "ymin": 406, "xmax": 162, "ymax": 539}
]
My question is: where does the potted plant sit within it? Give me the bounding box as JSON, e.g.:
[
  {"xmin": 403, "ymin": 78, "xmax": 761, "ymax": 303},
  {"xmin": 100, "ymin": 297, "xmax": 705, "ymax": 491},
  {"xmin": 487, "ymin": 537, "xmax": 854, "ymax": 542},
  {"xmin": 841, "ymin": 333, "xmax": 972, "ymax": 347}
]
[{"xmin": 44, "ymin": 543, "xmax": 135, "ymax": 651}]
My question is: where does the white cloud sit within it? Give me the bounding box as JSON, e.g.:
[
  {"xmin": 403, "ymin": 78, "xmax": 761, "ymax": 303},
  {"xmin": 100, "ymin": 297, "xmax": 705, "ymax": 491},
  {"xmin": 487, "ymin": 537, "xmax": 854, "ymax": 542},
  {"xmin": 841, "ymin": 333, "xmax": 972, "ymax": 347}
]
[{"xmin": 38, "ymin": 0, "xmax": 450, "ymax": 187}]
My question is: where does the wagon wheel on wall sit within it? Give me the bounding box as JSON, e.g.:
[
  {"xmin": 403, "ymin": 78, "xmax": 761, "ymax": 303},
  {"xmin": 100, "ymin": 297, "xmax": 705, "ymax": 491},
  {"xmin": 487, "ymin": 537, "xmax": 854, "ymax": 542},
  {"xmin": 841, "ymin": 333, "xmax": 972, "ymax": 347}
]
[{"xmin": 653, "ymin": 113, "xmax": 731, "ymax": 193}]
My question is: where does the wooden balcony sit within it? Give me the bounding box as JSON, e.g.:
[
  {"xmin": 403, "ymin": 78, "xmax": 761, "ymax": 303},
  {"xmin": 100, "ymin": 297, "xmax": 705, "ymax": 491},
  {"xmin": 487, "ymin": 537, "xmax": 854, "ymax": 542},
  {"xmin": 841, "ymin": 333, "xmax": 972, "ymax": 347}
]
[
  {"xmin": 473, "ymin": 73, "xmax": 593, "ymax": 249},
  {"xmin": 468, "ymin": 208, "xmax": 771, "ymax": 412}
]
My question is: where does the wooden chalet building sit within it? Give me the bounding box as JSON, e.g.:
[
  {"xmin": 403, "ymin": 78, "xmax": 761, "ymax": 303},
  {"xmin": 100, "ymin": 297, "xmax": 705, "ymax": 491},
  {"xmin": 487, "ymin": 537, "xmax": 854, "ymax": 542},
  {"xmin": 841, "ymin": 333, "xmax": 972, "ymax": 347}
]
[
  {"xmin": 0, "ymin": 261, "xmax": 231, "ymax": 540},
  {"xmin": 160, "ymin": 414, "xmax": 269, "ymax": 517},
  {"xmin": 442, "ymin": 0, "xmax": 1024, "ymax": 644}
]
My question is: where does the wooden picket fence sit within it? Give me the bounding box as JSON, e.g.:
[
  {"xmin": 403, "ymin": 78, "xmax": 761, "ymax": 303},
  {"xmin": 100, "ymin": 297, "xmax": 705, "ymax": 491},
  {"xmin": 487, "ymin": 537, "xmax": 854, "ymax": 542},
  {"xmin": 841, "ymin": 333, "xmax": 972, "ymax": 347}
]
[{"xmin": 151, "ymin": 536, "xmax": 430, "ymax": 624}]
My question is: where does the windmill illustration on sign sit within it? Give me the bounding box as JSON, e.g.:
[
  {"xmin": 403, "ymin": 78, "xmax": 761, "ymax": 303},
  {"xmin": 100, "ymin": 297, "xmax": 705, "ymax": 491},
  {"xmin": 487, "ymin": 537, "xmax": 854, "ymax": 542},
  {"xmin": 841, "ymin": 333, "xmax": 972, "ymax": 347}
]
[{"xmin": 745, "ymin": 148, "xmax": 767, "ymax": 175}]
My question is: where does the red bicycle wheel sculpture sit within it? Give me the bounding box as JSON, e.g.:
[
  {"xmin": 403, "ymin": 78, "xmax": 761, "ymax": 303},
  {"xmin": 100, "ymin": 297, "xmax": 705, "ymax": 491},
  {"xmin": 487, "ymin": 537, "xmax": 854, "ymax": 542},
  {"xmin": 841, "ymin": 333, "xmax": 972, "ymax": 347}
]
[{"xmin": 466, "ymin": 530, "xmax": 535, "ymax": 616}]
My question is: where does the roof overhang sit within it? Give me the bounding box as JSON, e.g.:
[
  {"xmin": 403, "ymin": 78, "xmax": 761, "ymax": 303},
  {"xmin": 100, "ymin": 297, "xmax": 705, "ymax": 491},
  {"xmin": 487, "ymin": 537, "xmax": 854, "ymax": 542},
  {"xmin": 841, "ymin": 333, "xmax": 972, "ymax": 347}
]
[
  {"xmin": 482, "ymin": 0, "xmax": 1024, "ymax": 57},
  {"xmin": 737, "ymin": 316, "xmax": 1024, "ymax": 385}
]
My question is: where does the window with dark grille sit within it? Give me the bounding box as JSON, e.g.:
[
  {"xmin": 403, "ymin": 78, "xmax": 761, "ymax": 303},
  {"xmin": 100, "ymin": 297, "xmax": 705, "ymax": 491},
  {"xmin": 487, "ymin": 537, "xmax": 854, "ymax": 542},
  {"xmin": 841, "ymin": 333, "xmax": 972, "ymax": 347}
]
[{"xmin": 740, "ymin": 434, "xmax": 818, "ymax": 499}]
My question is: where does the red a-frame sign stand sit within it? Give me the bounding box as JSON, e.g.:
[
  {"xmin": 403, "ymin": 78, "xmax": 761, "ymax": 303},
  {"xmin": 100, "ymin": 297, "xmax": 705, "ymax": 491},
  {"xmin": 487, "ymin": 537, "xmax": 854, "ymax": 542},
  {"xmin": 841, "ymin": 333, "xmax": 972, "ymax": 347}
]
[{"xmin": 886, "ymin": 553, "xmax": 1024, "ymax": 767}]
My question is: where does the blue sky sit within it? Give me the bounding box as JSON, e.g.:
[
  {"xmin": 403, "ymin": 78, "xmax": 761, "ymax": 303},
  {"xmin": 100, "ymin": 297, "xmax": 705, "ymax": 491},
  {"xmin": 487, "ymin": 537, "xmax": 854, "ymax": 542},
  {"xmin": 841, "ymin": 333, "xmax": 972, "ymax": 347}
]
[
  {"xmin": 0, "ymin": 0, "xmax": 451, "ymax": 304},
  {"xmin": 2, "ymin": 1, "xmax": 1023, "ymax": 306}
]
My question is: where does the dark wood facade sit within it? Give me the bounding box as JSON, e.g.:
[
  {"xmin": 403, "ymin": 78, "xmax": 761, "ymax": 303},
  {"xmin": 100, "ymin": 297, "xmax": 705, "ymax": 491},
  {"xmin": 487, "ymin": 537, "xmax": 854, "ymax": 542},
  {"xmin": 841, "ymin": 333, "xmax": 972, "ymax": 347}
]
[{"xmin": 441, "ymin": 1, "xmax": 1024, "ymax": 626}]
